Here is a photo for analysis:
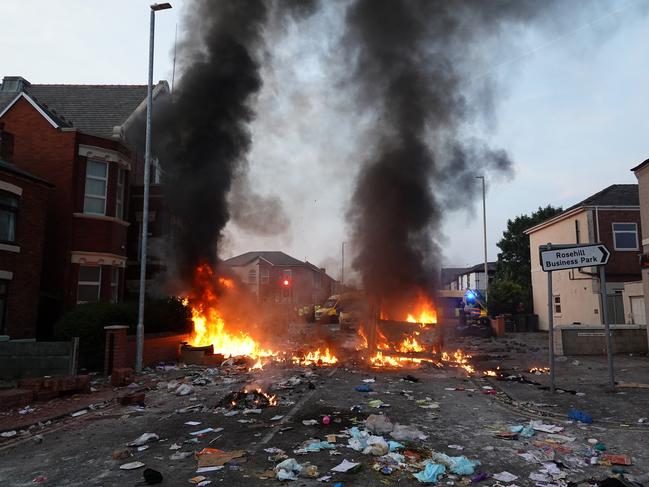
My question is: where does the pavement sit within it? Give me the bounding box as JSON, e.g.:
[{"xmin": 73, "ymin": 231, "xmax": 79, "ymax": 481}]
[{"xmin": 0, "ymin": 328, "xmax": 648, "ymax": 486}]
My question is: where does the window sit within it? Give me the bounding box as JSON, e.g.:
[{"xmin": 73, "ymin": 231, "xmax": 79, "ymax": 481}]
[
  {"xmin": 283, "ymin": 269, "xmax": 292, "ymax": 280},
  {"xmin": 84, "ymin": 160, "xmax": 108, "ymax": 215},
  {"xmin": 0, "ymin": 193, "xmax": 18, "ymax": 242},
  {"xmin": 0, "ymin": 129, "xmax": 14, "ymax": 162},
  {"xmin": 260, "ymin": 269, "xmax": 269, "ymax": 284},
  {"xmin": 115, "ymin": 168, "xmax": 125, "ymax": 220},
  {"xmin": 553, "ymin": 295, "xmax": 562, "ymax": 315},
  {"xmin": 248, "ymin": 269, "xmax": 257, "ymax": 284},
  {"xmin": 0, "ymin": 280, "xmax": 7, "ymax": 334},
  {"xmin": 110, "ymin": 267, "xmax": 120, "ymax": 303},
  {"xmin": 612, "ymin": 223, "xmax": 638, "ymax": 251},
  {"xmin": 78, "ymin": 266, "xmax": 101, "ymax": 303}
]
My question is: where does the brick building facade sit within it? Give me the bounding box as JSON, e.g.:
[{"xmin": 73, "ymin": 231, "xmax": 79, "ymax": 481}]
[
  {"xmin": 0, "ymin": 160, "xmax": 52, "ymax": 338},
  {"xmin": 0, "ymin": 76, "xmax": 169, "ymax": 337}
]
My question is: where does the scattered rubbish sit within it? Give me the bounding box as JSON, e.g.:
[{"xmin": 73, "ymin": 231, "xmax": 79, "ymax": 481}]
[
  {"xmin": 390, "ymin": 423, "xmax": 428, "ymax": 441},
  {"xmin": 326, "ymin": 434, "xmax": 337, "ymax": 443},
  {"xmin": 530, "ymin": 421, "xmax": 564, "ymax": 433},
  {"xmin": 595, "ymin": 443, "xmax": 607, "ymax": 452},
  {"xmin": 493, "ymin": 471, "xmax": 518, "ymax": 483},
  {"xmin": 302, "ymin": 420, "xmax": 318, "ymax": 426},
  {"xmin": 120, "ymin": 461, "xmax": 146, "ymax": 470},
  {"xmin": 71, "ymin": 409, "xmax": 88, "ymax": 417},
  {"xmin": 175, "ymin": 384, "xmax": 195, "ymax": 396},
  {"xmin": 508, "ymin": 424, "xmax": 535, "ymax": 438},
  {"xmin": 189, "ymin": 476, "xmax": 207, "ymax": 484},
  {"xmin": 143, "ymin": 468, "xmax": 163, "ymax": 485},
  {"xmin": 296, "ymin": 440, "xmax": 335, "ymax": 453},
  {"xmin": 275, "ymin": 458, "xmax": 303, "ymax": 481},
  {"xmin": 388, "ymin": 441, "xmax": 404, "ymax": 451},
  {"xmin": 317, "ymin": 475, "xmax": 332, "ymax": 482},
  {"xmin": 362, "ymin": 378, "xmax": 376, "ymax": 383},
  {"xmin": 185, "ymin": 421, "xmax": 202, "ymax": 426},
  {"xmin": 355, "ymin": 384, "xmax": 373, "ymax": 392},
  {"xmin": 137, "ymin": 445, "xmax": 150, "ymax": 452},
  {"xmin": 218, "ymin": 388, "xmax": 276, "ymax": 409},
  {"xmin": 448, "ymin": 444, "xmax": 464, "ymax": 450},
  {"xmin": 380, "ymin": 466, "xmax": 393, "ymax": 475},
  {"xmin": 243, "ymin": 408, "xmax": 262, "ymax": 415},
  {"xmin": 568, "ymin": 409, "xmax": 593, "ymax": 424},
  {"xmin": 190, "ymin": 428, "xmax": 217, "ymax": 436},
  {"xmin": 601, "ymin": 454, "xmax": 632, "ymax": 466},
  {"xmin": 414, "ymin": 462, "xmax": 446, "ymax": 483},
  {"xmin": 112, "ymin": 448, "xmax": 132, "ymax": 460},
  {"xmin": 271, "ymin": 415, "xmax": 284, "ymax": 421},
  {"xmin": 302, "ymin": 464, "xmax": 319, "ymax": 478},
  {"xmin": 31, "ymin": 475, "xmax": 48, "ymax": 483},
  {"xmin": 471, "ymin": 472, "xmax": 489, "ymax": 483},
  {"xmin": 196, "ymin": 448, "xmax": 245, "ymax": 467},
  {"xmin": 128, "ymin": 433, "xmax": 159, "ymax": 447},
  {"xmin": 365, "ymin": 414, "xmax": 394, "ymax": 434},
  {"xmin": 170, "ymin": 443, "xmax": 182, "ymax": 450},
  {"xmin": 403, "ymin": 375, "xmax": 419, "ymax": 382},
  {"xmin": 176, "ymin": 404, "xmax": 203, "ymax": 414},
  {"xmin": 170, "ymin": 451, "xmax": 193, "ymax": 461},
  {"xmin": 331, "ymin": 459, "xmax": 361, "ymax": 473},
  {"xmin": 322, "ymin": 415, "xmax": 331, "ymax": 425},
  {"xmin": 1, "ymin": 430, "xmax": 17, "ymax": 438},
  {"xmin": 196, "ymin": 466, "xmax": 224, "ymax": 473},
  {"xmin": 19, "ymin": 405, "xmax": 34, "ymax": 415},
  {"xmin": 431, "ymin": 453, "xmax": 480, "ymax": 475},
  {"xmin": 368, "ymin": 399, "xmax": 389, "ymax": 408}
]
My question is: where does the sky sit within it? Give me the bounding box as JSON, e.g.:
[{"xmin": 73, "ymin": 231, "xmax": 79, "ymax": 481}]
[{"xmin": 2, "ymin": 0, "xmax": 648, "ymax": 282}]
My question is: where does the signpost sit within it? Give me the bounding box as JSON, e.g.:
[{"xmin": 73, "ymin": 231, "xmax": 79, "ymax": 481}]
[{"xmin": 539, "ymin": 243, "xmax": 613, "ymax": 392}]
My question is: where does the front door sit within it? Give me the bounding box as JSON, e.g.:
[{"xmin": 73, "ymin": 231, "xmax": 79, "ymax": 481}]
[{"xmin": 630, "ymin": 296, "xmax": 645, "ymax": 325}]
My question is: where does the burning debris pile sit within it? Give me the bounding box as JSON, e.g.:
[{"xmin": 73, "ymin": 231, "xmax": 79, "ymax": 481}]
[{"xmin": 218, "ymin": 387, "xmax": 277, "ymax": 410}]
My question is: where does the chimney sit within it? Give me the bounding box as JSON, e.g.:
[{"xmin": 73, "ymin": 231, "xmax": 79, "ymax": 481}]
[{"xmin": 1, "ymin": 76, "xmax": 30, "ymax": 92}]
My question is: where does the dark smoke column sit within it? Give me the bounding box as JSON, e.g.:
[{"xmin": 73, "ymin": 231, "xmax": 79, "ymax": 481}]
[
  {"xmin": 153, "ymin": 0, "xmax": 268, "ymax": 283},
  {"xmin": 344, "ymin": 0, "xmax": 544, "ymax": 311}
]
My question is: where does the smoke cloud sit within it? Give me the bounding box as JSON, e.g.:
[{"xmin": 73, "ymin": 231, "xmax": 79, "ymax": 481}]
[{"xmin": 342, "ymin": 0, "xmax": 554, "ymax": 309}]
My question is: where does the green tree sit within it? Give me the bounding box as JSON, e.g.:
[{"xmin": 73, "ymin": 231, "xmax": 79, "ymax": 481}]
[
  {"xmin": 488, "ymin": 279, "xmax": 527, "ymax": 317},
  {"xmin": 494, "ymin": 205, "xmax": 563, "ymax": 312}
]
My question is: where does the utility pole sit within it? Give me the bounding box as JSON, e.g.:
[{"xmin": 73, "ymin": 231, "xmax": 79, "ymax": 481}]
[
  {"xmin": 475, "ymin": 176, "xmax": 488, "ymax": 298},
  {"xmin": 136, "ymin": 2, "xmax": 172, "ymax": 374},
  {"xmin": 341, "ymin": 241, "xmax": 345, "ymax": 292}
]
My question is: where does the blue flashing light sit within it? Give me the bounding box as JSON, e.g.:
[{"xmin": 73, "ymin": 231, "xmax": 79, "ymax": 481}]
[{"xmin": 465, "ymin": 289, "xmax": 476, "ymax": 302}]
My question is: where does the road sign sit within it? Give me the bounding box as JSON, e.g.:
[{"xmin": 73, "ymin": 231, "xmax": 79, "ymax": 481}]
[{"xmin": 540, "ymin": 243, "xmax": 610, "ymax": 272}]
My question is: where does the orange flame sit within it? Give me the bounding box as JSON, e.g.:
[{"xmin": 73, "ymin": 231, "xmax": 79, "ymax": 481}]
[
  {"xmin": 292, "ymin": 348, "xmax": 338, "ymax": 366},
  {"xmin": 405, "ymin": 293, "xmax": 437, "ymax": 324}
]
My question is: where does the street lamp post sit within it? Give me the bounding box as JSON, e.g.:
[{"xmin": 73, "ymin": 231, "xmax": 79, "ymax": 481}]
[
  {"xmin": 341, "ymin": 242, "xmax": 346, "ymax": 291},
  {"xmin": 136, "ymin": 2, "xmax": 172, "ymax": 374},
  {"xmin": 475, "ymin": 176, "xmax": 488, "ymax": 300}
]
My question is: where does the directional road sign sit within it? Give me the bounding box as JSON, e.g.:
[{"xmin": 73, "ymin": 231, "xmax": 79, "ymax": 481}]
[{"xmin": 540, "ymin": 244, "xmax": 610, "ymax": 272}]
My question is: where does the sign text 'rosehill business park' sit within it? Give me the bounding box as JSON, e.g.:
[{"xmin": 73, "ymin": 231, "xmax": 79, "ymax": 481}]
[{"xmin": 540, "ymin": 244, "xmax": 610, "ymax": 272}]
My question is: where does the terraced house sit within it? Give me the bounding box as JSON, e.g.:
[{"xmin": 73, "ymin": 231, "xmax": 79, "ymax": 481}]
[{"xmin": 0, "ymin": 76, "xmax": 169, "ymax": 338}]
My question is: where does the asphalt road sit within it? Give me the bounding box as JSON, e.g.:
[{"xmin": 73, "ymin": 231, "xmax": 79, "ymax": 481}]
[{"xmin": 1, "ymin": 331, "xmax": 648, "ymax": 486}]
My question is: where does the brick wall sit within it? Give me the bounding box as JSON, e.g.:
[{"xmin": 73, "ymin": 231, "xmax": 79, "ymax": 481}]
[
  {"xmin": 125, "ymin": 332, "xmax": 191, "ymax": 368},
  {"xmin": 596, "ymin": 209, "xmax": 642, "ymax": 282},
  {"xmin": 0, "ymin": 171, "xmax": 50, "ymax": 338}
]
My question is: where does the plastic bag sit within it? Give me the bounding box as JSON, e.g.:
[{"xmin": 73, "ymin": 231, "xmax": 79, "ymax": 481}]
[
  {"xmin": 390, "ymin": 423, "xmax": 428, "ymax": 441},
  {"xmin": 414, "ymin": 463, "xmax": 446, "ymax": 483},
  {"xmin": 365, "ymin": 414, "xmax": 394, "ymax": 434}
]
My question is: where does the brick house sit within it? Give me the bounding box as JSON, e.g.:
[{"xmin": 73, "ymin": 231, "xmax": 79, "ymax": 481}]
[
  {"xmin": 525, "ymin": 184, "xmax": 641, "ymax": 330},
  {"xmin": 0, "ymin": 76, "xmax": 168, "ymax": 337},
  {"xmin": 223, "ymin": 251, "xmax": 335, "ymax": 307},
  {"xmin": 0, "ymin": 159, "xmax": 52, "ymax": 338}
]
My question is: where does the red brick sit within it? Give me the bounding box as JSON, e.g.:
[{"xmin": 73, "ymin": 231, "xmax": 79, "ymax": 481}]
[
  {"xmin": 17, "ymin": 378, "xmax": 44, "ymax": 392},
  {"xmin": 34, "ymin": 390, "xmax": 59, "ymax": 401},
  {"xmin": 0, "ymin": 389, "xmax": 34, "ymax": 410},
  {"xmin": 111, "ymin": 367, "xmax": 134, "ymax": 387}
]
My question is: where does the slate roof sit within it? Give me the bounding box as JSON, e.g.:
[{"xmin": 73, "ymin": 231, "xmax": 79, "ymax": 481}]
[
  {"xmin": 0, "ymin": 81, "xmax": 149, "ymax": 139},
  {"xmin": 525, "ymin": 184, "xmax": 639, "ymax": 234},
  {"xmin": 224, "ymin": 251, "xmax": 306, "ymax": 267},
  {"xmin": 564, "ymin": 184, "xmax": 639, "ymax": 211},
  {"xmin": 441, "ymin": 267, "xmax": 469, "ymax": 285}
]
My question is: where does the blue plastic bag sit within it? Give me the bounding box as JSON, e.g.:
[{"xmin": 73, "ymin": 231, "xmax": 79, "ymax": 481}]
[
  {"xmin": 414, "ymin": 463, "xmax": 446, "ymax": 483},
  {"xmin": 355, "ymin": 384, "xmax": 373, "ymax": 392},
  {"xmin": 568, "ymin": 409, "xmax": 593, "ymax": 424}
]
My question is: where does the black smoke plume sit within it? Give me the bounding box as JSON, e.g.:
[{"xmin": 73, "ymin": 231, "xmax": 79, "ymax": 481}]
[
  {"xmin": 149, "ymin": 0, "xmax": 317, "ymax": 284},
  {"xmin": 343, "ymin": 0, "xmax": 550, "ymax": 313}
]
